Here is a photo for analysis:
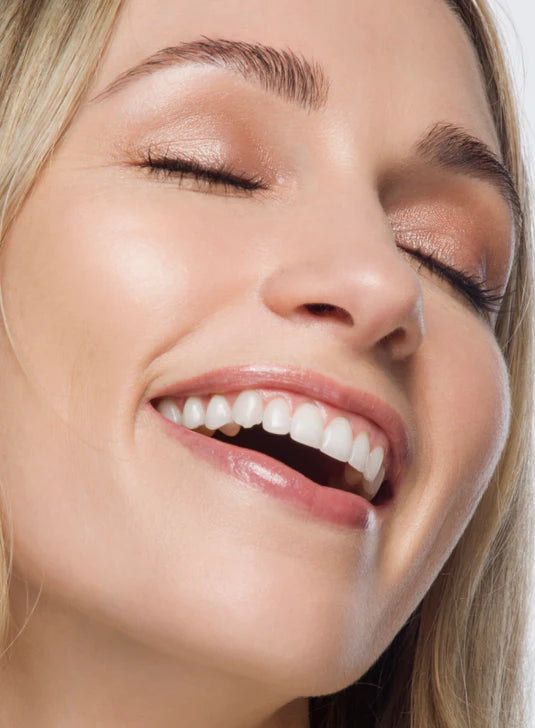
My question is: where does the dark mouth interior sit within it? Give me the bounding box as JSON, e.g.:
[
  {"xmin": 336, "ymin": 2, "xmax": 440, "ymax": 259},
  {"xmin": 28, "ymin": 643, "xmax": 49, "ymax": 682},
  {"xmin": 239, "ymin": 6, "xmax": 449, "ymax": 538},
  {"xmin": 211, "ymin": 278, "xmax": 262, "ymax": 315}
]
[
  {"xmin": 211, "ymin": 426, "xmax": 393, "ymax": 505},
  {"xmin": 212, "ymin": 425, "xmax": 344, "ymax": 488},
  {"xmin": 152, "ymin": 398, "xmax": 392, "ymax": 503}
]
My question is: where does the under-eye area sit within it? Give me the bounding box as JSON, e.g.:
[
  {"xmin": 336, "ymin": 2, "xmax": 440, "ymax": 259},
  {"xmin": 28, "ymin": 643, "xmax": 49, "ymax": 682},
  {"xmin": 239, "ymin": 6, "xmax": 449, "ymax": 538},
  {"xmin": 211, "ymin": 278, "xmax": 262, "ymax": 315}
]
[{"xmin": 151, "ymin": 390, "xmax": 393, "ymax": 506}]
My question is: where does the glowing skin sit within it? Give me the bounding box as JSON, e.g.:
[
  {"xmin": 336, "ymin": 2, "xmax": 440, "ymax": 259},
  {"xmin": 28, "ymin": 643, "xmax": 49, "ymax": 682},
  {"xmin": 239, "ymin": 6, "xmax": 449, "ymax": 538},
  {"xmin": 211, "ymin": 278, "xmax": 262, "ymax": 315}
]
[{"xmin": 0, "ymin": 0, "xmax": 514, "ymax": 726}]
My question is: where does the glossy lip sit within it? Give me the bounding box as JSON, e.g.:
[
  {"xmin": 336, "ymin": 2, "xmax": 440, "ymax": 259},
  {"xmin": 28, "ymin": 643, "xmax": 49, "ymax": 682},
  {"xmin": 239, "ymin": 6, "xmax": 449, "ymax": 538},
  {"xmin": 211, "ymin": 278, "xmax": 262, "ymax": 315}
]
[
  {"xmin": 148, "ymin": 364, "xmax": 412, "ymax": 498},
  {"xmin": 149, "ymin": 411, "xmax": 377, "ymax": 529}
]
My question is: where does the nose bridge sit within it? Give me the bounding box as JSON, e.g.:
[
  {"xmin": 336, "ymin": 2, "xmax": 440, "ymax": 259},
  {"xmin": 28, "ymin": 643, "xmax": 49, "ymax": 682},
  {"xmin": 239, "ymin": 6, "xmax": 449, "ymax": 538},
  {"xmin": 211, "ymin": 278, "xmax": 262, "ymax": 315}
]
[{"xmin": 259, "ymin": 186, "xmax": 425, "ymax": 360}]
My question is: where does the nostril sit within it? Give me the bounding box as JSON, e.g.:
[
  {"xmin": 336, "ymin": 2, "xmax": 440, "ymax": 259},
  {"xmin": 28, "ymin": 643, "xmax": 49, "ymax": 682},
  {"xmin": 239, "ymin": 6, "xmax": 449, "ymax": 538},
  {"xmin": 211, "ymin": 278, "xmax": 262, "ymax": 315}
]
[
  {"xmin": 302, "ymin": 303, "xmax": 353, "ymax": 325},
  {"xmin": 305, "ymin": 303, "xmax": 336, "ymax": 315},
  {"xmin": 379, "ymin": 323, "xmax": 418, "ymax": 356}
]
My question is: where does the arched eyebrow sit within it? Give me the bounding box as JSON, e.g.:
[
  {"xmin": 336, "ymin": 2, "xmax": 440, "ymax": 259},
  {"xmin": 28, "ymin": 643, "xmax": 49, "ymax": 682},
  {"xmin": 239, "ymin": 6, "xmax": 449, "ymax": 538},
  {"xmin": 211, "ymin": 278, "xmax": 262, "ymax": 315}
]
[
  {"xmin": 90, "ymin": 35, "xmax": 330, "ymax": 111},
  {"xmin": 411, "ymin": 122, "xmax": 523, "ymax": 238},
  {"xmin": 91, "ymin": 37, "xmax": 522, "ymax": 238}
]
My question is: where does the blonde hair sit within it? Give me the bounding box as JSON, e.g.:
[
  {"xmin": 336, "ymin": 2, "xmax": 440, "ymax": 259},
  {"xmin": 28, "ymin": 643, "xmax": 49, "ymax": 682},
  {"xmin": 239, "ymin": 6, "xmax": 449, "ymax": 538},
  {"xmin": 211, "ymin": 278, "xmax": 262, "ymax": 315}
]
[
  {"xmin": 0, "ymin": 2, "xmax": 533, "ymax": 727},
  {"xmin": 0, "ymin": 0, "xmax": 124, "ymax": 646}
]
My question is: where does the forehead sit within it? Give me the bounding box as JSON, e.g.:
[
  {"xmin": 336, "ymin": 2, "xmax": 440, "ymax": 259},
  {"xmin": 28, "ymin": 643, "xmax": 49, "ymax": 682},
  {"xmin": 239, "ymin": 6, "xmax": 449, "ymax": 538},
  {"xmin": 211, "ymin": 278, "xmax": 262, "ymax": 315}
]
[{"xmin": 92, "ymin": 0, "xmax": 499, "ymax": 153}]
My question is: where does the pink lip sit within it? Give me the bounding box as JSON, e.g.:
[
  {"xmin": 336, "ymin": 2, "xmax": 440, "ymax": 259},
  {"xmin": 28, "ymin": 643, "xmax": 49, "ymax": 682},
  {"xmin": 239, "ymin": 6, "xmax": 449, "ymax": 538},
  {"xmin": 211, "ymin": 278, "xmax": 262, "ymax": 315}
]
[
  {"xmin": 149, "ymin": 364, "xmax": 412, "ymax": 493},
  {"xmin": 150, "ymin": 414, "xmax": 377, "ymax": 529},
  {"xmin": 147, "ymin": 366, "xmax": 412, "ymax": 528}
]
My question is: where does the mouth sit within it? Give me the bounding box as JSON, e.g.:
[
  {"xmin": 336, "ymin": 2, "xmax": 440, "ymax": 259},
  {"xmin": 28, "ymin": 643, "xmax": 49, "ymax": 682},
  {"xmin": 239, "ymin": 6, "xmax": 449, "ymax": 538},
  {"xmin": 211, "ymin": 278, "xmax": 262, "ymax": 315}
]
[
  {"xmin": 147, "ymin": 366, "xmax": 411, "ymax": 523},
  {"xmin": 155, "ymin": 412, "xmax": 392, "ymax": 506},
  {"xmin": 214, "ymin": 425, "xmax": 393, "ymax": 506}
]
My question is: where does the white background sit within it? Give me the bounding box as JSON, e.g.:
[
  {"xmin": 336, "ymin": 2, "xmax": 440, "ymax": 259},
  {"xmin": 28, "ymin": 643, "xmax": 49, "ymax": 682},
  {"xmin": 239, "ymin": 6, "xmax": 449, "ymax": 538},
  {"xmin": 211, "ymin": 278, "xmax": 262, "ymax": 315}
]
[
  {"xmin": 489, "ymin": 0, "xmax": 535, "ymax": 714},
  {"xmin": 496, "ymin": 0, "xmax": 535, "ymax": 154}
]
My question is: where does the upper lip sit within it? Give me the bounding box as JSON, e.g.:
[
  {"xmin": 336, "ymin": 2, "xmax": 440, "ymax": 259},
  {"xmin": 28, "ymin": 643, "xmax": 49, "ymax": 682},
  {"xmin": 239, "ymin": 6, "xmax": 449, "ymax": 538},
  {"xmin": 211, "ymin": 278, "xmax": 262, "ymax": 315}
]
[{"xmin": 149, "ymin": 364, "xmax": 412, "ymax": 494}]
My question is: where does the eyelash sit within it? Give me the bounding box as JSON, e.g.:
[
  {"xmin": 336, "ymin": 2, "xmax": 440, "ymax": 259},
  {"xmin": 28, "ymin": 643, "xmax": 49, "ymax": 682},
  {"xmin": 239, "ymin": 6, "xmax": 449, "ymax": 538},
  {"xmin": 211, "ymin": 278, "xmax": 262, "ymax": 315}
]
[
  {"xmin": 141, "ymin": 151, "xmax": 268, "ymax": 193},
  {"xmin": 402, "ymin": 248, "xmax": 507, "ymax": 319},
  {"xmin": 141, "ymin": 152, "xmax": 507, "ymax": 320}
]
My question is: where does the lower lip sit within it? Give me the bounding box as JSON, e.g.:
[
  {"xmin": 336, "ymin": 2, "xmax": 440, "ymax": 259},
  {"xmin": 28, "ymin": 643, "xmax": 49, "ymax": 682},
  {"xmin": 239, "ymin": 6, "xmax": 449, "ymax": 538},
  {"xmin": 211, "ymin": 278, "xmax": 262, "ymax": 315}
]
[{"xmin": 150, "ymin": 404, "xmax": 377, "ymax": 530}]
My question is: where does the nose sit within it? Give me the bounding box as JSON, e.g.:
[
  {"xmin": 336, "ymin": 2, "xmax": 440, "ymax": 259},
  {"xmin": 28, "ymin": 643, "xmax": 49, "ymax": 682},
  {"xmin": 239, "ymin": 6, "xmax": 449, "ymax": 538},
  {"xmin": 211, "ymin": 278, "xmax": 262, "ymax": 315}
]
[{"xmin": 260, "ymin": 194, "xmax": 425, "ymax": 361}]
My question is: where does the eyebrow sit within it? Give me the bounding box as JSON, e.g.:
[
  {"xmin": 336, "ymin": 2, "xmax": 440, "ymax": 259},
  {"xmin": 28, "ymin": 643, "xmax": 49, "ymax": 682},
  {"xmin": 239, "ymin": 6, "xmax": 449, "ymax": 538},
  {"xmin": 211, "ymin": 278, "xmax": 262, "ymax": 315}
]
[
  {"xmin": 411, "ymin": 122, "xmax": 523, "ymax": 237},
  {"xmin": 92, "ymin": 37, "xmax": 522, "ymax": 237},
  {"xmin": 91, "ymin": 35, "xmax": 330, "ymax": 111}
]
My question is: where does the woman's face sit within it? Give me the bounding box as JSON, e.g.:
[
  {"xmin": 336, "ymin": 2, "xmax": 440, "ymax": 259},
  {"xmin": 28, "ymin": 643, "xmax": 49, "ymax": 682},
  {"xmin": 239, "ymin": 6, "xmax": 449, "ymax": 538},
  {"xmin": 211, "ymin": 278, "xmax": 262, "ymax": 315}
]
[{"xmin": 1, "ymin": 0, "xmax": 514, "ymax": 703}]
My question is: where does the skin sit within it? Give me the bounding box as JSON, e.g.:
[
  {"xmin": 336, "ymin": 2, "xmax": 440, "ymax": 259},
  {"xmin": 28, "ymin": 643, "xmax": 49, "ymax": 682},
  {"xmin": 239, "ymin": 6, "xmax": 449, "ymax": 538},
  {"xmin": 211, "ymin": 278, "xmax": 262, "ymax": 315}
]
[{"xmin": 0, "ymin": 0, "xmax": 515, "ymax": 726}]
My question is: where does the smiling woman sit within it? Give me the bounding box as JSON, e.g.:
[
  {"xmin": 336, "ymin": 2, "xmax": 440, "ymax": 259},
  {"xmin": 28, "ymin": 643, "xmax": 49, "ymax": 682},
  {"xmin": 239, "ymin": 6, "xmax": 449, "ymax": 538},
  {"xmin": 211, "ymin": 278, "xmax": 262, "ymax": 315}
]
[{"xmin": 0, "ymin": 1, "xmax": 533, "ymax": 727}]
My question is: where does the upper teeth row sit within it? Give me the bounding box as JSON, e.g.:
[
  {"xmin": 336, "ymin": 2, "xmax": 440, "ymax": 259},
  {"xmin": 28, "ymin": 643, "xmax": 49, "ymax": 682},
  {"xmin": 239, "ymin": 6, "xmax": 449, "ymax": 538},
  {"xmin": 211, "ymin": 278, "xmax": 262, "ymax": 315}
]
[{"xmin": 155, "ymin": 390, "xmax": 387, "ymax": 489}]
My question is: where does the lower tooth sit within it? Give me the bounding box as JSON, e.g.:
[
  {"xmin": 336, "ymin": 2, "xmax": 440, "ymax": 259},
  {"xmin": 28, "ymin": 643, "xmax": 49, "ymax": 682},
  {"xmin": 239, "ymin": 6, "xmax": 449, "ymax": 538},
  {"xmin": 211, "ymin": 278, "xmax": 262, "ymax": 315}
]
[
  {"xmin": 362, "ymin": 466, "xmax": 385, "ymax": 500},
  {"xmin": 343, "ymin": 463, "xmax": 363, "ymax": 487},
  {"xmin": 195, "ymin": 426, "xmax": 215, "ymax": 437},
  {"xmin": 327, "ymin": 473, "xmax": 340, "ymax": 488},
  {"xmin": 219, "ymin": 422, "xmax": 241, "ymax": 436}
]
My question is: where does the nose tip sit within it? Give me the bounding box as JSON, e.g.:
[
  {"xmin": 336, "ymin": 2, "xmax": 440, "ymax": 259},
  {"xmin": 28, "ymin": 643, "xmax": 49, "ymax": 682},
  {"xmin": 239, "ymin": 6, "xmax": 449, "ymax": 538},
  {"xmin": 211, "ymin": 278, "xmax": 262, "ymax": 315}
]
[{"xmin": 260, "ymin": 250, "xmax": 426, "ymax": 361}]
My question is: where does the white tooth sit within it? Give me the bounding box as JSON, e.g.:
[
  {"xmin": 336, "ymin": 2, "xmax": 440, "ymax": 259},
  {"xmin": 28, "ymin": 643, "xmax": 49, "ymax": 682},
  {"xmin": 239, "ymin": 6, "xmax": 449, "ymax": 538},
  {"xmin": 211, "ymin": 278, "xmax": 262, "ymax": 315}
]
[
  {"xmin": 232, "ymin": 390, "xmax": 263, "ymax": 428},
  {"xmin": 343, "ymin": 463, "xmax": 363, "ymax": 487},
  {"xmin": 364, "ymin": 446, "xmax": 385, "ymax": 483},
  {"xmin": 262, "ymin": 397, "xmax": 291, "ymax": 435},
  {"xmin": 349, "ymin": 432, "xmax": 370, "ymax": 473},
  {"xmin": 183, "ymin": 396, "xmax": 205, "ymax": 429},
  {"xmin": 156, "ymin": 397, "xmax": 182, "ymax": 425},
  {"xmin": 205, "ymin": 395, "xmax": 232, "ymax": 430},
  {"xmin": 219, "ymin": 422, "xmax": 241, "ymax": 436},
  {"xmin": 290, "ymin": 403, "xmax": 324, "ymax": 448},
  {"xmin": 320, "ymin": 417, "xmax": 353, "ymax": 462},
  {"xmin": 362, "ymin": 465, "xmax": 385, "ymax": 500}
]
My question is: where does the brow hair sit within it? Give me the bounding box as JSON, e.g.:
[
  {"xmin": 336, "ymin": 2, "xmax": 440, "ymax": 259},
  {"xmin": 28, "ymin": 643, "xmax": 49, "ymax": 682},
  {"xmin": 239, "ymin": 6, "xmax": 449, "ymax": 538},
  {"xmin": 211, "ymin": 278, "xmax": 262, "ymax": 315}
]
[
  {"xmin": 92, "ymin": 35, "xmax": 330, "ymax": 111},
  {"xmin": 416, "ymin": 122, "xmax": 524, "ymax": 237},
  {"xmin": 92, "ymin": 37, "xmax": 522, "ymax": 237}
]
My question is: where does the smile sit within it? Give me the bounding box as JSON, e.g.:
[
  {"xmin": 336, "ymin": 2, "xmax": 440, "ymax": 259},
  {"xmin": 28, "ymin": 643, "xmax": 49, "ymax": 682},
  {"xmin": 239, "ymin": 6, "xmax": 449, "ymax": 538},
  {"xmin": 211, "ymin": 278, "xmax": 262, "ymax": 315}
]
[
  {"xmin": 147, "ymin": 366, "xmax": 411, "ymax": 528},
  {"xmin": 154, "ymin": 389, "xmax": 388, "ymax": 502}
]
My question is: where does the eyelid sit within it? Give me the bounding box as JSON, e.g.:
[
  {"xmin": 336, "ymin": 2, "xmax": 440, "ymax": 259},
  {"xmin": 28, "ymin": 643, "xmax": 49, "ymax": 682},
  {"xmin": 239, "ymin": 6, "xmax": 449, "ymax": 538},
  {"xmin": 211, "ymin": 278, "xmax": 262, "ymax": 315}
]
[
  {"xmin": 395, "ymin": 240, "xmax": 506, "ymax": 323},
  {"xmin": 136, "ymin": 145, "xmax": 270, "ymax": 195},
  {"xmin": 391, "ymin": 224, "xmax": 487, "ymax": 280}
]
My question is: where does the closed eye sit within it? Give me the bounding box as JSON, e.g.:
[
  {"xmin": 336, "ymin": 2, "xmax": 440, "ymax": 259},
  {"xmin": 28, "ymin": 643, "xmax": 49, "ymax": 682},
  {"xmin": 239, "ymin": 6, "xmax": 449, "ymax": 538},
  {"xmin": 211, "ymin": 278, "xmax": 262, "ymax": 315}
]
[
  {"xmin": 140, "ymin": 150, "xmax": 268, "ymax": 195},
  {"xmin": 399, "ymin": 246, "xmax": 509, "ymax": 321}
]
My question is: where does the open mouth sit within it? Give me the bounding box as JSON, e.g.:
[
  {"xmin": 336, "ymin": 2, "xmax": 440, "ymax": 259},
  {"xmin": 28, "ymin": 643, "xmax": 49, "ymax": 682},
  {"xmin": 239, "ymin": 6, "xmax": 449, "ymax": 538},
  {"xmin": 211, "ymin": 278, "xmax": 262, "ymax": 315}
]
[
  {"xmin": 208, "ymin": 424, "xmax": 394, "ymax": 507},
  {"xmin": 151, "ymin": 390, "xmax": 394, "ymax": 507}
]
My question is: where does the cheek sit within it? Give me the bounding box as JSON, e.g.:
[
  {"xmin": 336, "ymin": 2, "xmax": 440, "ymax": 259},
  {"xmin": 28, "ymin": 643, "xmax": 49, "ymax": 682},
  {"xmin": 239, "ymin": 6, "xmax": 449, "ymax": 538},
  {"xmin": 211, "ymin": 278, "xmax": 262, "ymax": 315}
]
[
  {"xmin": 378, "ymin": 302, "xmax": 510, "ymax": 619},
  {"xmin": 0, "ymin": 175, "xmax": 267, "ymax": 625},
  {"xmin": 0, "ymin": 174, "xmax": 250, "ymax": 423},
  {"xmin": 423, "ymin": 308, "xmax": 511, "ymax": 502}
]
